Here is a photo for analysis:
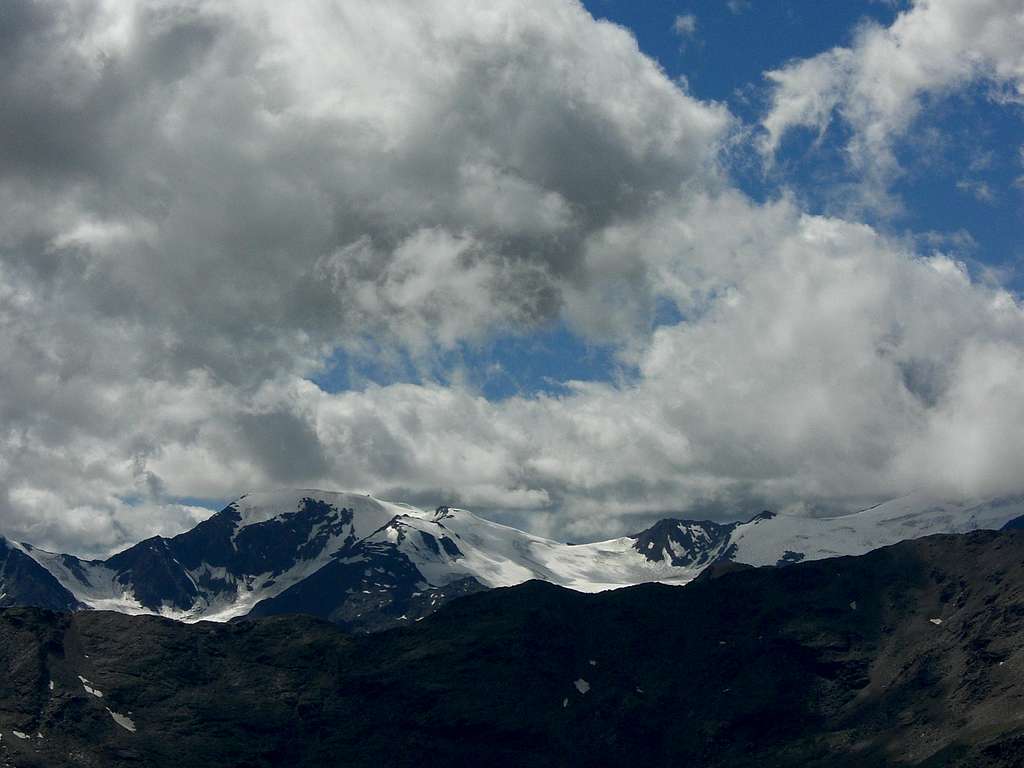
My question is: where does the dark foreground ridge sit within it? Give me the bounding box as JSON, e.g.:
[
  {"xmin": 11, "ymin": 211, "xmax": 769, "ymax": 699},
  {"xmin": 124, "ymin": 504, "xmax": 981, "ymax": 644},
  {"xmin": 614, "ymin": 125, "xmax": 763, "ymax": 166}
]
[{"xmin": 1, "ymin": 531, "xmax": 1023, "ymax": 767}]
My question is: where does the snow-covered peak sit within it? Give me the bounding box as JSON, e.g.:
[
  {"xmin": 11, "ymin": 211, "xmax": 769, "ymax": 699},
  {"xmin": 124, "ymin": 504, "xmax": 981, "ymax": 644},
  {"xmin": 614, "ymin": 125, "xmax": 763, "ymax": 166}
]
[
  {"xmin": 13, "ymin": 487, "xmax": 1024, "ymax": 630},
  {"xmin": 372, "ymin": 503, "xmax": 708, "ymax": 592},
  {"xmin": 228, "ymin": 489, "xmax": 420, "ymax": 533}
]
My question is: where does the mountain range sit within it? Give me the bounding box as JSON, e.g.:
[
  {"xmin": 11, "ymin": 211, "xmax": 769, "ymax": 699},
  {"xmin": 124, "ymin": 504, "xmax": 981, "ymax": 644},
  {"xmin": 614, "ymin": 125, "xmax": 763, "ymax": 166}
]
[
  {"xmin": 2, "ymin": 489, "xmax": 1023, "ymax": 631},
  {"xmin": 1, "ymin": 529, "xmax": 1023, "ymax": 767}
]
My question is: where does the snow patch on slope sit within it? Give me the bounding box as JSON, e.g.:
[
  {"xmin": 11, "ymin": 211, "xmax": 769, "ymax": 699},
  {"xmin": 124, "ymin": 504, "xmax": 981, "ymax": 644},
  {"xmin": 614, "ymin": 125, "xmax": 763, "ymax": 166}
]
[
  {"xmin": 24, "ymin": 553, "xmax": 150, "ymax": 615},
  {"xmin": 78, "ymin": 676, "xmax": 103, "ymax": 698},
  {"xmin": 107, "ymin": 709, "xmax": 136, "ymax": 732}
]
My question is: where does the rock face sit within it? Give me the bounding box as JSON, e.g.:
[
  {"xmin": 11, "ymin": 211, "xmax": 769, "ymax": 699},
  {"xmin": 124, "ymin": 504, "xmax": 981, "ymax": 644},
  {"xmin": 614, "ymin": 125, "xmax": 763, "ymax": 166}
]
[
  {"xmin": 0, "ymin": 530, "xmax": 1023, "ymax": 767},
  {"xmin": 3, "ymin": 489, "xmax": 1023, "ymax": 630},
  {"xmin": 630, "ymin": 517, "xmax": 738, "ymax": 567}
]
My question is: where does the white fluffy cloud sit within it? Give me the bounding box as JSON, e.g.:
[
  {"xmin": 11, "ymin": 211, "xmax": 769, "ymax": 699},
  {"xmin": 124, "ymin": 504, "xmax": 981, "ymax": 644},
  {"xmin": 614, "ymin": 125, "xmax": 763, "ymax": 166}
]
[
  {"xmin": 1, "ymin": 0, "xmax": 1023, "ymax": 556},
  {"xmin": 761, "ymin": 0, "xmax": 1024, "ymax": 194}
]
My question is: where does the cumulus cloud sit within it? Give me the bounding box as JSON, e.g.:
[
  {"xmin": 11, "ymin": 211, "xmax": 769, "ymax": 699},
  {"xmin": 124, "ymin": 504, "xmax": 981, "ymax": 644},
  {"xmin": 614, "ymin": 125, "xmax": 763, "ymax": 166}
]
[
  {"xmin": 760, "ymin": 0, "xmax": 1024, "ymax": 196},
  {"xmin": 0, "ymin": 0, "xmax": 728, "ymax": 372},
  {"xmin": 1, "ymin": 0, "xmax": 1023, "ymax": 556},
  {"xmin": 14, "ymin": 190, "xmax": 1024, "ymax": 553},
  {"xmin": 0, "ymin": 0, "xmax": 728, "ymax": 553}
]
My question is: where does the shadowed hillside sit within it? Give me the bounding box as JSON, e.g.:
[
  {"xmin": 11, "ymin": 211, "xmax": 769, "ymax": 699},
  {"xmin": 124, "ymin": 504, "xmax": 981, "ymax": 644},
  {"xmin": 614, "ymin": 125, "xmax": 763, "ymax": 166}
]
[{"xmin": 0, "ymin": 531, "xmax": 1023, "ymax": 767}]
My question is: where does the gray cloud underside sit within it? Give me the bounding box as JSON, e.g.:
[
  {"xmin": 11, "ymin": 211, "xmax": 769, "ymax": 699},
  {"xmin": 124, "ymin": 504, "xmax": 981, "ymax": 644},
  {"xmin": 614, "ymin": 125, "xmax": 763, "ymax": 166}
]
[{"xmin": 1, "ymin": 0, "xmax": 1022, "ymax": 556}]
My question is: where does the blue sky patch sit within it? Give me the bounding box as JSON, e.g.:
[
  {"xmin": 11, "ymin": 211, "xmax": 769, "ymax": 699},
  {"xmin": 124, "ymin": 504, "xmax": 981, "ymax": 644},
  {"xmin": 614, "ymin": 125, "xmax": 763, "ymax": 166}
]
[{"xmin": 312, "ymin": 322, "xmax": 633, "ymax": 400}]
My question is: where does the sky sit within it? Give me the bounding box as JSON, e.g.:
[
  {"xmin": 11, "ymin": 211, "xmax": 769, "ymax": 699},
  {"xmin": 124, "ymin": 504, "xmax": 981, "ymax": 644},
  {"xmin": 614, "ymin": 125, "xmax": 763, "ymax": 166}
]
[{"xmin": 0, "ymin": 0, "xmax": 1022, "ymax": 557}]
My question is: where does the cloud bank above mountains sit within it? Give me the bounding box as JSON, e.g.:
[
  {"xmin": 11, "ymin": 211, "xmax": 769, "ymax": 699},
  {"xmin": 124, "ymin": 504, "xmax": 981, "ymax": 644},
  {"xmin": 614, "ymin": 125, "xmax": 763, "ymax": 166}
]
[{"xmin": 1, "ymin": 0, "xmax": 1022, "ymax": 555}]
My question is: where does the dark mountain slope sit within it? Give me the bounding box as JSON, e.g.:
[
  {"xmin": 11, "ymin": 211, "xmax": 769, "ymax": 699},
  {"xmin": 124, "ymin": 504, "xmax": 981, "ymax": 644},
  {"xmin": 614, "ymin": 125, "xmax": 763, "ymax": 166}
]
[
  {"xmin": 1003, "ymin": 514, "xmax": 1024, "ymax": 530},
  {"xmin": 0, "ymin": 539, "xmax": 81, "ymax": 613},
  {"xmin": 243, "ymin": 540, "xmax": 488, "ymax": 632},
  {"xmin": 1, "ymin": 531, "xmax": 1023, "ymax": 767}
]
